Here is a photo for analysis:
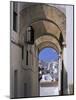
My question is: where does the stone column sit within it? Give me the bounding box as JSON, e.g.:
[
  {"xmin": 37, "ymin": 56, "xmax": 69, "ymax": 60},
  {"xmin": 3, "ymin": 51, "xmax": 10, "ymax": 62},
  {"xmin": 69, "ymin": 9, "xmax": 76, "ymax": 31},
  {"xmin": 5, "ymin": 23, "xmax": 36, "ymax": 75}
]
[
  {"xmin": 62, "ymin": 42, "xmax": 68, "ymax": 94},
  {"xmin": 59, "ymin": 42, "xmax": 68, "ymax": 95},
  {"xmin": 58, "ymin": 52, "xmax": 62, "ymax": 95}
]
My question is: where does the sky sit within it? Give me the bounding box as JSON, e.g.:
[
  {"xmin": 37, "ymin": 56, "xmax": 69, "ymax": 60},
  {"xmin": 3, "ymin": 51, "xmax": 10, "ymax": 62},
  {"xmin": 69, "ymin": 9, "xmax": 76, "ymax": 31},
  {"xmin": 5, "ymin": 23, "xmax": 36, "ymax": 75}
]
[{"xmin": 39, "ymin": 48, "xmax": 59, "ymax": 62}]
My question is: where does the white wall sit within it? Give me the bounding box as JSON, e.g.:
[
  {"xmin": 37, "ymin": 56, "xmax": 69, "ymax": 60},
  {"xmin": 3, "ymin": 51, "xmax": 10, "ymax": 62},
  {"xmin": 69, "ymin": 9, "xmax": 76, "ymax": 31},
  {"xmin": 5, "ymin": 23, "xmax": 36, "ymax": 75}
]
[{"xmin": 66, "ymin": 6, "xmax": 73, "ymax": 85}]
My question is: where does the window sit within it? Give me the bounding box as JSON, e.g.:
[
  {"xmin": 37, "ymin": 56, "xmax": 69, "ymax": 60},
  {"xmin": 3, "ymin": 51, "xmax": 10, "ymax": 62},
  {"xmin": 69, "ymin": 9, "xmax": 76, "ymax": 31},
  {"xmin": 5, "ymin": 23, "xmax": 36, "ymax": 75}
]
[
  {"xmin": 22, "ymin": 46, "xmax": 24, "ymax": 60},
  {"xmin": 13, "ymin": 2, "xmax": 17, "ymax": 32},
  {"xmin": 13, "ymin": 11, "xmax": 17, "ymax": 32},
  {"xmin": 24, "ymin": 83, "xmax": 27, "ymax": 97},
  {"xmin": 14, "ymin": 70, "xmax": 18, "ymax": 98},
  {"xmin": 26, "ymin": 50, "xmax": 28, "ymax": 65}
]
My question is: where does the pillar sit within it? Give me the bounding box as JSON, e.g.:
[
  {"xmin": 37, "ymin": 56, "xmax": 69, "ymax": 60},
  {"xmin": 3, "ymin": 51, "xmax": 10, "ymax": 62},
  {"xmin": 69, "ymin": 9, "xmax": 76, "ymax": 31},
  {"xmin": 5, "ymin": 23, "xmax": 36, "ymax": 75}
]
[{"xmin": 58, "ymin": 52, "xmax": 62, "ymax": 95}]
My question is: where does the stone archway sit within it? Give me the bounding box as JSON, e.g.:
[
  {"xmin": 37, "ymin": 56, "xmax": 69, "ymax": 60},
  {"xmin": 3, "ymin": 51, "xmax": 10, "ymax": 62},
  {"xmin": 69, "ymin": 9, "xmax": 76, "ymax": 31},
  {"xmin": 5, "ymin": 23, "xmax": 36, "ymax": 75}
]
[
  {"xmin": 32, "ymin": 35, "xmax": 62, "ymax": 96},
  {"xmin": 20, "ymin": 4, "xmax": 66, "ymax": 43},
  {"xmin": 10, "ymin": 2, "xmax": 73, "ymax": 98},
  {"xmin": 19, "ymin": 4, "xmax": 67, "ymax": 96}
]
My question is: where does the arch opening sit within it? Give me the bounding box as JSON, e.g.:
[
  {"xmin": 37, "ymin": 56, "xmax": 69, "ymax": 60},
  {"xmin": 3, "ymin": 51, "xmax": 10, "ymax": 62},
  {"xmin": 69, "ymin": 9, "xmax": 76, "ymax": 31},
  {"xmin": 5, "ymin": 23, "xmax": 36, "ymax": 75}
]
[{"xmin": 38, "ymin": 47, "xmax": 59, "ymax": 96}]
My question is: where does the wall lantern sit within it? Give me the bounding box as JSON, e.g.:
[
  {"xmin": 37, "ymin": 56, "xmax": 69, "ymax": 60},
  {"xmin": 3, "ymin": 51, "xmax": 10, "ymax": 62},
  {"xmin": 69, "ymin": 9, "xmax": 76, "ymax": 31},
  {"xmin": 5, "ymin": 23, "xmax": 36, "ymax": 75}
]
[{"xmin": 25, "ymin": 26, "xmax": 34, "ymax": 45}]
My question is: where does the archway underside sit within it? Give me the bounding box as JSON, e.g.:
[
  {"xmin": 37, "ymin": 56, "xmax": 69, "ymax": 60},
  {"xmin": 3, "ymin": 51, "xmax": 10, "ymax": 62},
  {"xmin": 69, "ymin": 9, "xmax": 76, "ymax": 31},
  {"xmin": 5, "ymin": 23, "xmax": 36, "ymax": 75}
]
[{"xmin": 35, "ymin": 35, "xmax": 61, "ymax": 53}]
